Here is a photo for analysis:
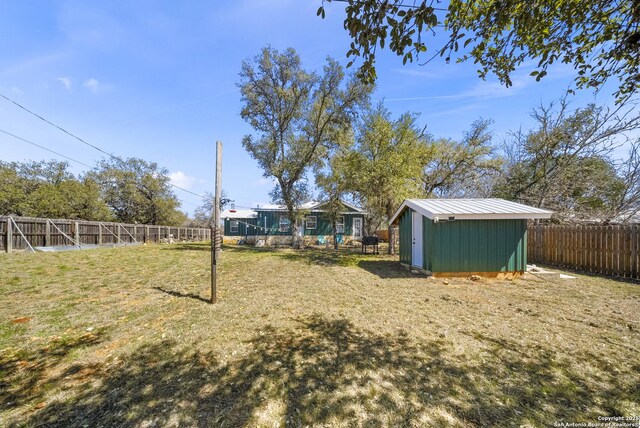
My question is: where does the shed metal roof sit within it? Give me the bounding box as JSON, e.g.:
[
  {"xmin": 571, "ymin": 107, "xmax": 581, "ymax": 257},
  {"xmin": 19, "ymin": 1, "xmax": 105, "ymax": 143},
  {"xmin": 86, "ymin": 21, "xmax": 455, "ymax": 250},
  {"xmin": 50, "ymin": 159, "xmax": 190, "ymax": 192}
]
[{"xmin": 390, "ymin": 198, "xmax": 553, "ymax": 223}]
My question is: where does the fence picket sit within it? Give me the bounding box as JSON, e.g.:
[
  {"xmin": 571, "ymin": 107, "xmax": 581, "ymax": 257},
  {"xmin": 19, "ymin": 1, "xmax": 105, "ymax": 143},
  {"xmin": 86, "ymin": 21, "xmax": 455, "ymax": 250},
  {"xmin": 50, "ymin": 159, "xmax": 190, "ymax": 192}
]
[
  {"xmin": 526, "ymin": 223, "xmax": 639, "ymax": 280},
  {"xmin": 1, "ymin": 215, "xmax": 210, "ymax": 252}
]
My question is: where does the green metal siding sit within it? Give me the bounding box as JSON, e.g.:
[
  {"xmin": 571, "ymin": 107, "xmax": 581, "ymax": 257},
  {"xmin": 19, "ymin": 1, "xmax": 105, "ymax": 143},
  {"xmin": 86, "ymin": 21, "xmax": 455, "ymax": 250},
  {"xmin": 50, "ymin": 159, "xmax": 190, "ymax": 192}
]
[
  {"xmin": 430, "ymin": 219, "xmax": 528, "ymax": 272},
  {"xmin": 398, "ymin": 213, "xmax": 528, "ymax": 273},
  {"xmin": 423, "ymin": 216, "xmax": 434, "ymax": 272},
  {"xmin": 398, "ymin": 208, "xmax": 412, "ymax": 265},
  {"xmin": 223, "ymin": 218, "xmax": 258, "ymax": 236},
  {"xmin": 304, "ymin": 213, "xmax": 363, "ymax": 236},
  {"xmin": 255, "ymin": 211, "xmax": 291, "ymax": 236}
]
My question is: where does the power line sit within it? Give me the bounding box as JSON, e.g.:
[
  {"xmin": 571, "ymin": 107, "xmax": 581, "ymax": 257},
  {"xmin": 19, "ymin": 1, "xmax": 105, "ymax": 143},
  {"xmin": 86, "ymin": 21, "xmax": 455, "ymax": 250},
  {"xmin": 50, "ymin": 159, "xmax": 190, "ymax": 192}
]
[
  {"xmin": 168, "ymin": 182, "xmax": 205, "ymax": 198},
  {"xmin": 0, "ymin": 91, "xmax": 207, "ymax": 199},
  {"xmin": 0, "ymin": 129, "xmax": 93, "ymax": 168},
  {"xmin": 0, "ymin": 92, "xmax": 116, "ymax": 159},
  {"xmin": 0, "ymin": 127, "xmax": 203, "ymax": 209}
]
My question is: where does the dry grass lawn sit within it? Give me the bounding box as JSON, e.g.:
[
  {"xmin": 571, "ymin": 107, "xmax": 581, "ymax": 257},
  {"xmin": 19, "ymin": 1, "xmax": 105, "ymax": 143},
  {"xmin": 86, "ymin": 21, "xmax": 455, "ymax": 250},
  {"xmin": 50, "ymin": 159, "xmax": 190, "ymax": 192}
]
[{"xmin": 1, "ymin": 242, "xmax": 639, "ymax": 427}]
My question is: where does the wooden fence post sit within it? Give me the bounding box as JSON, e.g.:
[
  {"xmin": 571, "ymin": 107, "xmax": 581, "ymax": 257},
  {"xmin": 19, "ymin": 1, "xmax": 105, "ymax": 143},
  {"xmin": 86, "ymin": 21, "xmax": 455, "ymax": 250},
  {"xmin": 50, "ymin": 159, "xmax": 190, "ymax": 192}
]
[
  {"xmin": 74, "ymin": 222, "xmax": 80, "ymax": 244},
  {"xmin": 45, "ymin": 220, "xmax": 51, "ymax": 247},
  {"xmin": 6, "ymin": 216, "xmax": 12, "ymax": 253}
]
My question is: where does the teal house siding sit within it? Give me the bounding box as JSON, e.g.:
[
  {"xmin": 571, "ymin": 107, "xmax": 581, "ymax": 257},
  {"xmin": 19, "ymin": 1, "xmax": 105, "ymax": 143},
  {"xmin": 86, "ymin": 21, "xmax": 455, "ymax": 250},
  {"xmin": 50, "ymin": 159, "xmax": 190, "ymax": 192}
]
[
  {"xmin": 254, "ymin": 211, "xmax": 291, "ymax": 236},
  {"xmin": 223, "ymin": 217, "xmax": 258, "ymax": 236},
  {"xmin": 223, "ymin": 202, "xmax": 366, "ymax": 238},
  {"xmin": 302, "ymin": 213, "xmax": 363, "ymax": 236}
]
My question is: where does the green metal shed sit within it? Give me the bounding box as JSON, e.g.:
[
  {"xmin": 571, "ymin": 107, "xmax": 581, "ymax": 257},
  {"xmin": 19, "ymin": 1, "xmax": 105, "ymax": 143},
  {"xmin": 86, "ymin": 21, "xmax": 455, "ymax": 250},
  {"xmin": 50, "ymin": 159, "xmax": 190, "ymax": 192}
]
[{"xmin": 389, "ymin": 199, "xmax": 552, "ymax": 277}]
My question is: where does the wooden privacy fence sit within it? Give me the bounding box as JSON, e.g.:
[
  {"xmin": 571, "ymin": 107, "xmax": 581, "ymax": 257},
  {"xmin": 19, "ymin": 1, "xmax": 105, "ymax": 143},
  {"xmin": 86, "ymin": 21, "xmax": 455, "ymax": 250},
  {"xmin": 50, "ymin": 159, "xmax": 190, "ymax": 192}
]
[
  {"xmin": 1, "ymin": 216, "xmax": 211, "ymax": 253},
  {"xmin": 527, "ymin": 223, "xmax": 639, "ymax": 280}
]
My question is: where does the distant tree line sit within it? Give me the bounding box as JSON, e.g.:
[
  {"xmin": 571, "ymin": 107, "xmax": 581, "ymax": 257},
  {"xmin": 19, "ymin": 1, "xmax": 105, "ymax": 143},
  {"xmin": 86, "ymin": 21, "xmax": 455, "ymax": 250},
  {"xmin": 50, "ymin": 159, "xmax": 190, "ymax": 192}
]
[
  {"xmin": 239, "ymin": 46, "xmax": 640, "ymax": 252},
  {"xmin": 0, "ymin": 157, "xmax": 188, "ymax": 226}
]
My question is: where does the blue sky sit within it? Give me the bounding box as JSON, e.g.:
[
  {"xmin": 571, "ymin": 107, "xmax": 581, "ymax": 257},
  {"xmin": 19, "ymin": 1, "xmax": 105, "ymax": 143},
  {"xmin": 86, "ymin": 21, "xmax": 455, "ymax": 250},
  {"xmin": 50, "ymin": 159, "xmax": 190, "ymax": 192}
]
[{"xmin": 0, "ymin": 0, "xmax": 622, "ymax": 215}]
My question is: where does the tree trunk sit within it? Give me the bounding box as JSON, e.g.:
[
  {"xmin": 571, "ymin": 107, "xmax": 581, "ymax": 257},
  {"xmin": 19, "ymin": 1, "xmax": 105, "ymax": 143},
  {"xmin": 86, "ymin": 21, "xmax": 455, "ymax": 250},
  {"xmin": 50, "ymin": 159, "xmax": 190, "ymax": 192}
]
[
  {"xmin": 388, "ymin": 224, "xmax": 395, "ymax": 255},
  {"xmin": 286, "ymin": 202, "xmax": 302, "ymax": 249},
  {"xmin": 386, "ymin": 204, "xmax": 395, "ymax": 255},
  {"xmin": 332, "ymin": 219, "xmax": 338, "ymax": 250}
]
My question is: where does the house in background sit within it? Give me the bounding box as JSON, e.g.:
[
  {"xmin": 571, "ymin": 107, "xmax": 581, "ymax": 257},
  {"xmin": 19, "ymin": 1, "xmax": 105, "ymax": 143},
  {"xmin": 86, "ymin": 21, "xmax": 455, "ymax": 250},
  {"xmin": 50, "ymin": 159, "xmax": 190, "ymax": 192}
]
[
  {"xmin": 222, "ymin": 200, "xmax": 366, "ymax": 246},
  {"xmin": 389, "ymin": 198, "xmax": 552, "ymax": 277}
]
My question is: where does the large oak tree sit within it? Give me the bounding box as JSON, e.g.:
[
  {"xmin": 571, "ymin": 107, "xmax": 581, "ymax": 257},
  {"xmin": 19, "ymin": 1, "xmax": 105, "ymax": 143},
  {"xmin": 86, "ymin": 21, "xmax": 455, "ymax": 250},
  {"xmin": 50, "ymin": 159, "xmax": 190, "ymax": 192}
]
[{"xmin": 239, "ymin": 46, "xmax": 371, "ymax": 245}]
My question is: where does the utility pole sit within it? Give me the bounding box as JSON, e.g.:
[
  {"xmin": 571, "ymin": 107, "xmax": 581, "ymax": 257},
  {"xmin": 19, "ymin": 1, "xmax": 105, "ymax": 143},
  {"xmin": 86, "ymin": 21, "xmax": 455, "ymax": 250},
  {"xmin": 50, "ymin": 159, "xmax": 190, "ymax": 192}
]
[{"xmin": 211, "ymin": 140, "xmax": 223, "ymax": 304}]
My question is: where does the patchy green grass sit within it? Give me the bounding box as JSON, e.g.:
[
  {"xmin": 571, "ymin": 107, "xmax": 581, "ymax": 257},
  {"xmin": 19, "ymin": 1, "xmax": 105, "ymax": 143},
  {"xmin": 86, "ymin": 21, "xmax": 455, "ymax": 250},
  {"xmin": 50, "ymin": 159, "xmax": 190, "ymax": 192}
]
[{"xmin": 0, "ymin": 242, "xmax": 639, "ymax": 427}]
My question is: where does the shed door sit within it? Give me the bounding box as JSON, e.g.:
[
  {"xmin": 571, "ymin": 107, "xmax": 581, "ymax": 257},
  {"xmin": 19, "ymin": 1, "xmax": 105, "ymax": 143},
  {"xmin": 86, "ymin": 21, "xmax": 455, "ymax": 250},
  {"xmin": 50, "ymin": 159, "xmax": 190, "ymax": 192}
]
[{"xmin": 412, "ymin": 212, "xmax": 423, "ymax": 268}]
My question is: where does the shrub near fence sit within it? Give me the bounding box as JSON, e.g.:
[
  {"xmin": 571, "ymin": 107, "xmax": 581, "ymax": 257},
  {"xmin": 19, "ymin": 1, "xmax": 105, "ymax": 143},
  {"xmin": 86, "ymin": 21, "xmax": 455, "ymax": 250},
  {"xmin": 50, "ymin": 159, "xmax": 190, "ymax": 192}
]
[
  {"xmin": 527, "ymin": 223, "xmax": 640, "ymax": 280},
  {"xmin": 1, "ymin": 216, "xmax": 211, "ymax": 253}
]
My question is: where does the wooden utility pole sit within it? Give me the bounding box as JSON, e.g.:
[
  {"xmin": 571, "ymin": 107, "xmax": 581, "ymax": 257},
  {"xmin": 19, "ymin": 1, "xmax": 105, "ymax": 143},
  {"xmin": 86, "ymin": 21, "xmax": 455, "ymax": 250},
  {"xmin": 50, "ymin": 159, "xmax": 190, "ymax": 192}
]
[{"xmin": 211, "ymin": 140, "xmax": 223, "ymax": 304}]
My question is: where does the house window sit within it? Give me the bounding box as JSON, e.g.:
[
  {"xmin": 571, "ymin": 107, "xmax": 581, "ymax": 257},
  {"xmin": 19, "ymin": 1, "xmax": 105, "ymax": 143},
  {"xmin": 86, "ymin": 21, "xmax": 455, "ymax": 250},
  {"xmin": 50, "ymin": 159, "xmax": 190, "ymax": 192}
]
[
  {"xmin": 279, "ymin": 216, "xmax": 290, "ymax": 232},
  {"xmin": 305, "ymin": 216, "xmax": 317, "ymax": 230},
  {"xmin": 230, "ymin": 221, "xmax": 239, "ymax": 233},
  {"xmin": 336, "ymin": 216, "xmax": 344, "ymax": 233}
]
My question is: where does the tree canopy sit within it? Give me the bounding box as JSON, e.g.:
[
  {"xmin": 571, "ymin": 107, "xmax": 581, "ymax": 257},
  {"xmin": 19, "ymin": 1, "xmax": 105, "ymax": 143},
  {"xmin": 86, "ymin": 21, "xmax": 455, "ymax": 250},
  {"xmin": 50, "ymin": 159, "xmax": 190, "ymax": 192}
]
[
  {"xmin": 0, "ymin": 158, "xmax": 189, "ymax": 226},
  {"xmin": 239, "ymin": 46, "xmax": 371, "ymax": 243},
  {"xmin": 340, "ymin": 103, "xmax": 432, "ymax": 252},
  {"xmin": 493, "ymin": 97, "xmax": 640, "ymax": 221},
  {"xmin": 319, "ymin": 0, "xmax": 640, "ymax": 102},
  {"xmin": 423, "ymin": 119, "xmax": 501, "ymax": 198},
  {"xmin": 87, "ymin": 157, "xmax": 186, "ymax": 226},
  {"xmin": 0, "ymin": 160, "xmax": 112, "ymax": 221}
]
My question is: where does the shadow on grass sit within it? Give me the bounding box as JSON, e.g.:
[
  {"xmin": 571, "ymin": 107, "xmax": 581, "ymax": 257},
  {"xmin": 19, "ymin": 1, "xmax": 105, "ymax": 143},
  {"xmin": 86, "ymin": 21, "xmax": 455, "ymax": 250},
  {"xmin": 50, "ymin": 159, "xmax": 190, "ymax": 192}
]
[
  {"xmin": 0, "ymin": 328, "xmax": 107, "ymax": 413},
  {"xmin": 161, "ymin": 242, "xmax": 212, "ymax": 252},
  {"xmin": 152, "ymin": 286, "xmax": 210, "ymax": 303},
  {"xmin": 12, "ymin": 314, "xmax": 635, "ymax": 427},
  {"xmin": 275, "ymin": 248, "xmax": 368, "ymax": 267},
  {"xmin": 357, "ymin": 260, "xmax": 415, "ymax": 279}
]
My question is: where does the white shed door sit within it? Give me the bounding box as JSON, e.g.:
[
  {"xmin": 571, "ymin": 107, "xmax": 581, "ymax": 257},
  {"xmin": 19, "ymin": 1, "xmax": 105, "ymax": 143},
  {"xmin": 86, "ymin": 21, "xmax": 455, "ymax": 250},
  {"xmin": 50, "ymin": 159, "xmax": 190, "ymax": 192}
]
[{"xmin": 412, "ymin": 212, "xmax": 423, "ymax": 268}]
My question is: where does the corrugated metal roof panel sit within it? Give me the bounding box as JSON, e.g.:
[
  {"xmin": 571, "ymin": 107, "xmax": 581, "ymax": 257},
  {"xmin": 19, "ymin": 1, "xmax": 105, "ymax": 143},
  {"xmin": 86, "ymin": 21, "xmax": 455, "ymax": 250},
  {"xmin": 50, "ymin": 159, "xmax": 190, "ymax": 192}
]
[
  {"xmin": 390, "ymin": 198, "xmax": 553, "ymax": 223},
  {"xmin": 221, "ymin": 209, "xmax": 257, "ymax": 219}
]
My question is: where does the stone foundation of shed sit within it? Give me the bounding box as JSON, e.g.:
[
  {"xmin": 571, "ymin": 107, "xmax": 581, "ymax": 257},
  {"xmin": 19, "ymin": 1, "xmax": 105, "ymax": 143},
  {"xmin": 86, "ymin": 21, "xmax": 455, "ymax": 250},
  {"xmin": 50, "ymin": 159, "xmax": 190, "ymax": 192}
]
[{"xmin": 399, "ymin": 262, "xmax": 524, "ymax": 279}]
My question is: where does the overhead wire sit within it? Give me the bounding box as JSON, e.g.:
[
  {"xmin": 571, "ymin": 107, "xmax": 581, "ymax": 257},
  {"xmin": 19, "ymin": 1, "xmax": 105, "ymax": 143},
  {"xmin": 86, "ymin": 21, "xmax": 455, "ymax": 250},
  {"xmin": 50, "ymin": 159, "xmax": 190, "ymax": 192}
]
[
  {"xmin": 0, "ymin": 91, "xmax": 207, "ymax": 200},
  {"xmin": 0, "ymin": 92, "xmax": 116, "ymax": 159},
  {"xmin": 0, "ymin": 127, "xmax": 204, "ymax": 208},
  {"xmin": 0, "ymin": 129, "xmax": 94, "ymax": 168}
]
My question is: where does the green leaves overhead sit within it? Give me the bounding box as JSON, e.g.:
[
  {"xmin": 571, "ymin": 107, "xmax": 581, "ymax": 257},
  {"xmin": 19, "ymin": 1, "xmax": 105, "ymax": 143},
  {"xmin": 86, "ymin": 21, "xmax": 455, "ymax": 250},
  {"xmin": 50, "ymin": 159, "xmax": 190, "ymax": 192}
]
[{"xmin": 320, "ymin": 0, "xmax": 640, "ymax": 103}]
